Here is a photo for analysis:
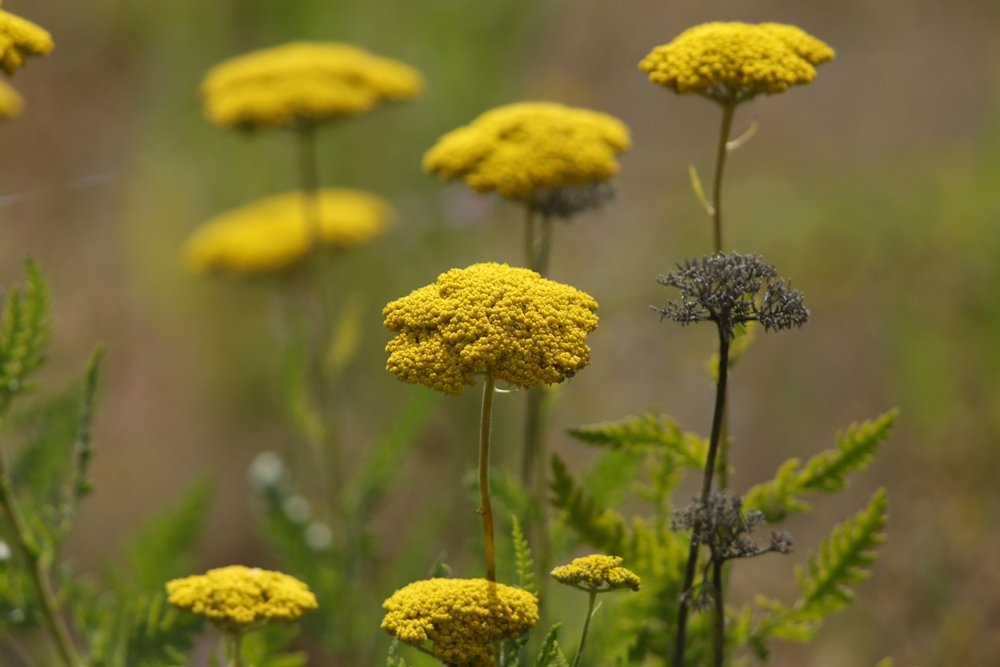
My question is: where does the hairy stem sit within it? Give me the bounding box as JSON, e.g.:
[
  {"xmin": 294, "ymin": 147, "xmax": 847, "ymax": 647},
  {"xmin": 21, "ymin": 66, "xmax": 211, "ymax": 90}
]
[
  {"xmin": 479, "ymin": 371, "xmax": 497, "ymax": 582},
  {"xmin": 572, "ymin": 590, "xmax": 598, "ymax": 667},
  {"xmin": 673, "ymin": 329, "xmax": 730, "ymax": 667},
  {"xmin": 0, "ymin": 435, "xmax": 81, "ymax": 667},
  {"xmin": 712, "ymin": 554, "xmax": 725, "ymax": 667}
]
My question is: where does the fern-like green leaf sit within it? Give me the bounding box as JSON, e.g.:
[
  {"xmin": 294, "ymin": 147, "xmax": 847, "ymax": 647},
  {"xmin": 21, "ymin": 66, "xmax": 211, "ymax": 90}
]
[
  {"xmin": 533, "ymin": 624, "xmax": 568, "ymax": 667},
  {"xmin": 745, "ymin": 411, "xmax": 897, "ymax": 521},
  {"xmin": 387, "ymin": 638, "xmax": 410, "ymax": 667},
  {"xmin": 0, "ymin": 259, "xmax": 51, "ymax": 415},
  {"xmin": 511, "ymin": 515, "xmax": 536, "ymax": 595},
  {"xmin": 568, "ymin": 412, "xmax": 705, "ymax": 470},
  {"xmin": 549, "ymin": 453, "xmax": 630, "ymax": 556}
]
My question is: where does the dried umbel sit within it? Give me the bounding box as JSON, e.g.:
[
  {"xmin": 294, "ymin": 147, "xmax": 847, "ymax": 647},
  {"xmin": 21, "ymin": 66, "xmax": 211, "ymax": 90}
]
[
  {"xmin": 183, "ymin": 188, "xmax": 391, "ymax": 276},
  {"xmin": 383, "ymin": 263, "xmax": 599, "ymax": 395},
  {"xmin": 654, "ymin": 252, "xmax": 808, "ymax": 338},
  {"xmin": 0, "ymin": 79, "xmax": 21, "ymax": 120},
  {"xmin": 423, "ymin": 102, "xmax": 630, "ymax": 201},
  {"xmin": 551, "ymin": 554, "xmax": 641, "ymax": 592},
  {"xmin": 0, "ymin": 2, "xmax": 53, "ymax": 75},
  {"xmin": 201, "ymin": 41, "xmax": 423, "ymax": 129},
  {"xmin": 672, "ymin": 491, "xmax": 793, "ymax": 561},
  {"xmin": 166, "ymin": 565, "xmax": 318, "ymax": 633},
  {"xmin": 381, "ymin": 578, "xmax": 539, "ymax": 667},
  {"xmin": 639, "ymin": 22, "xmax": 833, "ymax": 104}
]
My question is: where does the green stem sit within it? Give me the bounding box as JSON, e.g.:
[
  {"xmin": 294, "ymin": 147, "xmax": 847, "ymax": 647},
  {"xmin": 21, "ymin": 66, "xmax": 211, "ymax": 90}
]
[
  {"xmin": 230, "ymin": 633, "xmax": 243, "ymax": 667},
  {"xmin": 524, "ymin": 203, "xmax": 536, "ymax": 271},
  {"xmin": 297, "ymin": 120, "xmax": 321, "ymax": 242},
  {"xmin": 572, "ymin": 590, "xmax": 598, "ymax": 667},
  {"xmin": 535, "ymin": 215, "xmax": 553, "ymax": 277},
  {"xmin": 673, "ymin": 329, "xmax": 730, "ymax": 667},
  {"xmin": 479, "ymin": 371, "xmax": 497, "ymax": 582},
  {"xmin": 711, "ymin": 103, "xmax": 736, "ymax": 254},
  {"xmin": 0, "ymin": 433, "xmax": 81, "ymax": 667}
]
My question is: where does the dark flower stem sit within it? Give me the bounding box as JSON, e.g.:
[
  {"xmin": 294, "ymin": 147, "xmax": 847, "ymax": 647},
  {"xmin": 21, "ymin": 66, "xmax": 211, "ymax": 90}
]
[
  {"xmin": 673, "ymin": 328, "xmax": 730, "ymax": 667},
  {"xmin": 712, "ymin": 553, "xmax": 725, "ymax": 667},
  {"xmin": 0, "ymin": 430, "xmax": 81, "ymax": 667},
  {"xmin": 480, "ymin": 371, "xmax": 497, "ymax": 582}
]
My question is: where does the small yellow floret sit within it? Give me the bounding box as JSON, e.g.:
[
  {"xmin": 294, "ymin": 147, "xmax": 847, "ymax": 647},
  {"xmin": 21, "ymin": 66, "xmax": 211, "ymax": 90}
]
[
  {"xmin": 639, "ymin": 22, "xmax": 834, "ymax": 100},
  {"xmin": 551, "ymin": 555, "xmax": 641, "ymax": 592},
  {"xmin": 202, "ymin": 41, "xmax": 424, "ymax": 129},
  {"xmin": 383, "ymin": 263, "xmax": 599, "ymax": 395},
  {"xmin": 0, "ymin": 4, "xmax": 54, "ymax": 75},
  {"xmin": 423, "ymin": 102, "xmax": 631, "ymax": 200},
  {"xmin": 184, "ymin": 188, "xmax": 391, "ymax": 277},
  {"xmin": 0, "ymin": 79, "xmax": 23, "ymax": 120},
  {"xmin": 381, "ymin": 578, "xmax": 538, "ymax": 667},
  {"xmin": 166, "ymin": 565, "xmax": 318, "ymax": 633}
]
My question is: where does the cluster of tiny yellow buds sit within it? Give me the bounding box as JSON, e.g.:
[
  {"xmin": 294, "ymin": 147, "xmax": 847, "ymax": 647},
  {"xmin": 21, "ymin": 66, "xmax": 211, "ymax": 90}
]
[
  {"xmin": 201, "ymin": 41, "xmax": 424, "ymax": 130},
  {"xmin": 381, "ymin": 578, "xmax": 539, "ymax": 667},
  {"xmin": 639, "ymin": 22, "xmax": 834, "ymax": 102},
  {"xmin": 166, "ymin": 565, "xmax": 318, "ymax": 634},
  {"xmin": 184, "ymin": 188, "xmax": 391, "ymax": 277},
  {"xmin": 383, "ymin": 263, "xmax": 599, "ymax": 395},
  {"xmin": 423, "ymin": 102, "xmax": 631, "ymax": 200},
  {"xmin": 0, "ymin": 79, "xmax": 22, "ymax": 120},
  {"xmin": 551, "ymin": 555, "xmax": 641, "ymax": 592},
  {"xmin": 0, "ymin": 3, "xmax": 54, "ymax": 75}
]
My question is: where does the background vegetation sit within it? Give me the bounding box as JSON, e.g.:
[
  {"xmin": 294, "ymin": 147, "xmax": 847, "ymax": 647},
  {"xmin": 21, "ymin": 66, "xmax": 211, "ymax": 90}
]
[{"xmin": 1, "ymin": 0, "xmax": 998, "ymax": 665}]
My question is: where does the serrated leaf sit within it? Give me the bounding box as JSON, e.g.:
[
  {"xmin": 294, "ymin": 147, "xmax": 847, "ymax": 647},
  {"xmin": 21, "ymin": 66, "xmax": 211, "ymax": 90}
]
[
  {"xmin": 568, "ymin": 412, "xmax": 705, "ymax": 470},
  {"xmin": 0, "ymin": 258, "xmax": 51, "ymax": 415},
  {"xmin": 549, "ymin": 453, "xmax": 630, "ymax": 556},
  {"xmin": 511, "ymin": 515, "xmax": 536, "ymax": 595}
]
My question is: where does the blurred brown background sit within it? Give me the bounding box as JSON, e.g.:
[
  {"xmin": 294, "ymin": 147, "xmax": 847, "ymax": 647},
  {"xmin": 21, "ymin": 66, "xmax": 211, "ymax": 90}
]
[{"xmin": 2, "ymin": 0, "xmax": 999, "ymax": 665}]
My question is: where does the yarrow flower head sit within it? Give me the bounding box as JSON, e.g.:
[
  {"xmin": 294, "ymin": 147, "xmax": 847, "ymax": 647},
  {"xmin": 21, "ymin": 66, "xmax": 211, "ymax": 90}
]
[
  {"xmin": 654, "ymin": 252, "xmax": 808, "ymax": 338},
  {"xmin": 202, "ymin": 41, "xmax": 424, "ymax": 130},
  {"xmin": 166, "ymin": 565, "xmax": 318, "ymax": 633},
  {"xmin": 0, "ymin": 79, "xmax": 22, "ymax": 120},
  {"xmin": 423, "ymin": 102, "xmax": 631, "ymax": 203},
  {"xmin": 551, "ymin": 555, "xmax": 641, "ymax": 592},
  {"xmin": 184, "ymin": 188, "xmax": 391, "ymax": 277},
  {"xmin": 383, "ymin": 262, "xmax": 598, "ymax": 395},
  {"xmin": 381, "ymin": 578, "xmax": 539, "ymax": 667},
  {"xmin": 0, "ymin": 2, "xmax": 54, "ymax": 75},
  {"xmin": 639, "ymin": 22, "xmax": 834, "ymax": 104}
]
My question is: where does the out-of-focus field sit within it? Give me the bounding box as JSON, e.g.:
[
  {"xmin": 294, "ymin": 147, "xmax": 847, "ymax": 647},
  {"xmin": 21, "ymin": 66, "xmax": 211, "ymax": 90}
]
[{"xmin": 2, "ymin": 0, "xmax": 999, "ymax": 665}]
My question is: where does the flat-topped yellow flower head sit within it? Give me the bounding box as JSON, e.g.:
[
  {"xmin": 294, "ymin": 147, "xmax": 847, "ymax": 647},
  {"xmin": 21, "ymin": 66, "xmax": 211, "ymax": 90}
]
[
  {"xmin": 184, "ymin": 188, "xmax": 391, "ymax": 277},
  {"xmin": 166, "ymin": 565, "xmax": 318, "ymax": 633},
  {"xmin": 551, "ymin": 555, "xmax": 641, "ymax": 592},
  {"xmin": 639, "ymin": 22, "xmax": 834, "ymax": 103},
  {"xmin": 423, "ymin": 102, "xmax": 630, "ymax": 201},
  {"xmin": 0, "ymin": 3, "xmax": 54, "ymax": 75},
  {"xmin": 383, "ymin": 262, "xmax": 599, "ymax": 395},
  {"xmin": 202, "ymin": 41, "xmax": 424, "ymax": 129},
  {"xmin": 0, "ymin": 79, "xmax": 22, "ymax": 120},
  {"xmin": 381, "ymin": 578, "xmax": 538, "ymax": 667}
]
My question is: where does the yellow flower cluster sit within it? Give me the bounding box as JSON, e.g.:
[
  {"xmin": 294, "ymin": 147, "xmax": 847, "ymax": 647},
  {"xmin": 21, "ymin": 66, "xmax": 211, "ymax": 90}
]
[
  {"xmin": 184, "ymin": 188, "xmax": 391, "ymax": 276},
  {"xmin": 166, "ymin": 565, "xmax": 318, "ymax": 633},
  {"xmin": 0, "ymin": 2, "xmax": 54, "ymax": 75},
  {"xmin": 551, "ymin": 555, "xmax": 641, "ymax": 592},
  {"xmin": 383, "ymin": 263, "xmax": 599, "ymax": 395},
  {"xmin": 202, "ymin": 41, "xmax": 424, "ymax": 129},
  {"xmin": 423, "ymin": 102, "xmax": 631, "ymax": 200},
  {"xmin": 381, "ymin": 578, "xmax": 538, "ymax": 667},
  {"xmin": 0, "ymin": 79, "xmax": 22, "ymax": 120},
  {"xmin": 639, "ymin": 22, "xmax": 834, "ymax": 99}
]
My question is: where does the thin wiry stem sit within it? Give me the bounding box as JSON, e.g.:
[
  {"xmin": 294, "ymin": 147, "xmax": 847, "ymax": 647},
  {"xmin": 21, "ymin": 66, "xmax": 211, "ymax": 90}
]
[
  {"xmin": 479, "ymin": 371, "xmax": 497, "ymax": 582},
  {"xmin": 711, "ymin": 102, "xmax": 736, "ymax": 254},
  {"xmin": 712, "ymin": 554, "xmax": 724, "ymax": 667},
  {"xmin": 571, "ymin": 590, "xmax": 598, "ymax": 667}
]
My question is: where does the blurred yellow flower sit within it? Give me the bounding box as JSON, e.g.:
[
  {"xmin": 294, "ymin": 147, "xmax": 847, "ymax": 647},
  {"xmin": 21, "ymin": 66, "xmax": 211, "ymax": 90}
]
[
  {"xmin": 0, "ymin": 79, "xmax": 22, "ymax": 120},
  {"xmin": 551, "ymin": 554, "xmax": 641, "ymax": 592},
  {"xmin": 202, "ymin": 41, "xmax": 424, "ymax": 129},
  {"xmin": 184, "ymin": 188, "xmax": 391, "ymax": 276},
  {"xmin": 383, "ymin": 262, "xmax": 599, "ymax": 395},
  {"xmin": 639, "ymin": 22, "xmax": 833, "ymax": 101},
  {"xmin": 423, "ymin": 102, "xmax": 630, "ymax": 200},
  {"xmin": 381, "ymin": 578, "xmax": 538, "ymax": 667},
  {"xmin": 0, "ymin": 3, "xmax": 54, "ymax": 75},
  {"xmin": 166, "ymin": 565, "xmax": 318, "ymax": 633}
]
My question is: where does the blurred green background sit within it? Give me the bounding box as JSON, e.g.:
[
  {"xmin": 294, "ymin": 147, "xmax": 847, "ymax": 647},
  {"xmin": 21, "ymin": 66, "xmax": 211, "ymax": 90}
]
[{"xmin": 2, "ymin": 0, "xmax": 1000, "ymax": 665}]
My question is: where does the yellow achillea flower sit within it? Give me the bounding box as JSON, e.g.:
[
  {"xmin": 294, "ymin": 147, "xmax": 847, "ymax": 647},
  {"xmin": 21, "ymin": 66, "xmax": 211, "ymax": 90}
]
[
  {"xmin": 166, "ymin": 565, "xmax": 318, "ymax": 633},
  {"xmin": 202, "ymin": 41, "xmax": 424, "ymax": 129},
  {"xmin": 551, "ymin": 555, "xmax": 641, "ymax": 592},
  {"xmin": 383, "ymin": 262, "xmax": 599, "ymax": 395},
  {"xmin": 0, "ymin": 2, "xmax": 54, "ymax": 75},
  {"xmin": 184, "ymin": 188, "xmax": 391, "ymax": 276},
  {"xmin": 423, "ymin": 102, "xmax": 630, "ymax": 200},
  {"xmin": 639, "ymin": 22, "xmax": 833, "ymax": 102},
  {"xmin": 0, "ymin": 79, "xmax": 22, "ymax": 120},
  {"xmin": 381, "ymin": 578, "xmax": 538, "ymax": 667}
]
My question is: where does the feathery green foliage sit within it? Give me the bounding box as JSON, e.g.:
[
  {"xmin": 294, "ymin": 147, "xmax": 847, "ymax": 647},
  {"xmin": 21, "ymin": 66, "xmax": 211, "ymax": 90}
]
[
  {"xmin": 387, "ymin": 638, "xmax": 410, "ymax": 667},
  {"xmin": 70, "ymin": 347, "xmax": 104, "ymax": 506},
  {"xmin": 745, "ymin": 411, "xmax": 897, "ymax": 521},
  {"xmin": 550, "ymin": 452, "xmax": 630, "ymax": 557},
  {"xmin": 511, "ymin": 515, "xmax": 536, "ymax": 595},
  {"xmin": 567, "ymin": 412, "xmax": 706, "ymax": 470},
  {"xmin": 240, "ymin": 625, "xmax": 310, "ymax": 667},
  {"xmin": 0, "ymin": 259, "xmax": 51, "ymax": 416},
  {"xmin": 533, "ymin": 624, "xmax": 569, "ymax": 667}
]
